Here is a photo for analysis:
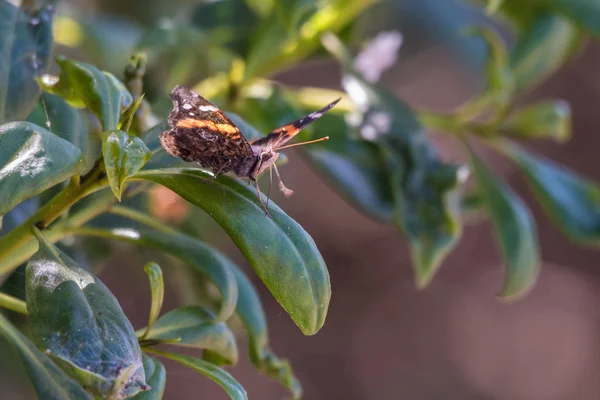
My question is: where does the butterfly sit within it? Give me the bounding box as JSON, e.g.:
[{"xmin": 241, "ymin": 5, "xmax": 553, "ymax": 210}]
[{"xmin": 159, "ymin": 85, "xmax": 340, "ymax": 216}]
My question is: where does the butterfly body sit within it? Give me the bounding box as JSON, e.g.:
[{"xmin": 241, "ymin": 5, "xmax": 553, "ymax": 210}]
[{"xmin": 159, "ymin": 85, "xmax": 339, "ymax": 215}]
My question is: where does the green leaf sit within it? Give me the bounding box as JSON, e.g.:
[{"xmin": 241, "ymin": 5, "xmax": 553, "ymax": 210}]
[
  {"xmin": 38, "ymin": 56, "xmax": 133, "ymax": 131},
  {"xmin": 231, "ymin": 266, "xmax": 301, "ymax": 398},
  {"xmin": 140, "ymin": 306, "xmax": 238, "ymax": 366},
  {"xmin": 130, "ymin": 355, "xmax": 166, "ymax": 400},
  {"xmin": 0, "ymin": 121, "xmax": 84, "ymax": 216},
  {"xmin": 0, "ymin": 313, "xmax": 92, "ymax": 400},
  {"xmin": 134, "ymin": 169, "xmax": 331, "ymax": 335},
  {"xmin": 26, "ymin": 229, "xmax": 148, "ymax": 399},
  {"xmin": 527, "ymin": 0, "xmax": 600, "ymax": 37},
  {"xmin": 500, "ymin": 142, "xmax": 600, "ymax": 246},
  {"xmin": 469, "ymin": 148, "xmax": 540, "ymax": 299},
  {"xmin": 501, "ymin": 100, "xmax": 571, "ymax": 142},
  {"xmin": 245, "ymin": 0, "xmax": 275, "ymax": 17},
  {"xmin": 509, "ymin": 12, "xmax": 582, "ymax": 92},
  {"xmin": 140, "ymin": 262, "xmax": 164, "ymax": 340},
  {"xmin": 0, "ymin": 2, "xmax": 54, "ymax": 123},
  {"xmin": 81, "ymin": 227, "xmax": 239, "ymax": 323},
  {"xmin": 324, "ymin": 34, "xmax": 464, "ymax": 288},
  {"xmin": 27, "ymin": 92, "xmax": 102, "ymax": 174},
  {"xmin": 147, "ymin": 349, "xmax": 247, "ymax": 400},
  {"xmin": 102, "ymin": 129, "xmax": 151, "ymax": 200}
]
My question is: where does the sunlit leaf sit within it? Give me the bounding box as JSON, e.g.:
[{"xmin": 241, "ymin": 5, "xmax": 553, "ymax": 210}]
[
  {"xmin": 469, "ymin": 148, "xmax": 540, "ymax": 298},
  {"xmin": 102, "ymin": 129, "xmax": 151, "ymax": 200},
  {"xmin": 501, "ymin": 100, "xmax": 571, "ymax": 142},
  {"xmin": 0, "ymin": 121, "xmax": 84, "ymax": 216},
  {"xmin": 140, "ymin": 262, "xmax": 164, "ymax": 340},
  {"xmin": 26, "ymin": 230, "xmax": 148, "ymax": 399},
  {"xmin": 38, "ymin": 56, "xmax": 132, "ymax": 131},
  {"xmin": 0, "ymin": 313, "xmax": 92, "ymax": 400}
]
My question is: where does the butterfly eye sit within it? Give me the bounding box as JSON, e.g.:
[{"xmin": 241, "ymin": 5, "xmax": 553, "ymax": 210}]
[{"xmin": 261, "ymin": 153, "xmax": 270, "ymax": 161}]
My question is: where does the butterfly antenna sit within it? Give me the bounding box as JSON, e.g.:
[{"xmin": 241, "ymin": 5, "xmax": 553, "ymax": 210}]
[
  {"xmin": 273, "ymin": 163, "xmax": 294, "ymax": 198},
  {"xmin": 276, "ymin": 136, "xmax": 329, "ymax": 151}
]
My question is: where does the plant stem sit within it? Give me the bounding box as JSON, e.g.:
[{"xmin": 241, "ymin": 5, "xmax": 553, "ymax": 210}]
[
  {"xmin": 0, "ymin": 292, "xmax": 27, "ymax": 315},
  {"xmin": 0, "ymin": 169, "xmax": 107, "ymax": 276}
]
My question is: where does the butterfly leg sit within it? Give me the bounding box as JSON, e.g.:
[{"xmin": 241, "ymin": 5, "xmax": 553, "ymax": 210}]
[{"xmin": 249, "ymin": 177, "xmax": 272, "ymax": 218}]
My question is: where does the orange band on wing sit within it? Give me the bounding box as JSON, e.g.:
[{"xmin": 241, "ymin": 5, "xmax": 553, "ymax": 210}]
[{"xmin": 176, "ymin": 118, "xmax": 241, "ymax": 136}]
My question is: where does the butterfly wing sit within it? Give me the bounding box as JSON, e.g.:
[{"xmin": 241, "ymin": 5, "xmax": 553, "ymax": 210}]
[
  {"xmin": 251, "ymin": 98, "xmax": 341, "ymax": 150},
  {"xmin": 159, "ymin": 86, "xmax": 252, "ymax": 171}
]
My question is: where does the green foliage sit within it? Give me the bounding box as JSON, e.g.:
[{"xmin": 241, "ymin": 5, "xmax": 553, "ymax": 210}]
[{"xmin": 0, "ymin": 0, "xmax": 599, "ymax": 398}]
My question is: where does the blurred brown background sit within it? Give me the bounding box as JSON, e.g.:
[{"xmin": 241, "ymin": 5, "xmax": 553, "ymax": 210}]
[{"xmin": 5, "ymin": 0, "xmax": 600, "ymax": 399}]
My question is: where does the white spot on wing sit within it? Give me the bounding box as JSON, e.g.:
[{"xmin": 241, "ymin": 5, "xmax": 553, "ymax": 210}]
[
  {"xmin": 189, "ymin": 112, "xmax": 195, "ymax": 116},
  {"xmin": 182, "ymin": 103, "xmax": 193, "ymax": 110},
  {"xmin": 310, "ymin": 112, "xmax": 323, "ymax": 119},
  {"xmin": 199, "ymin": 105, "xmax": 218, "ymax": 112}
]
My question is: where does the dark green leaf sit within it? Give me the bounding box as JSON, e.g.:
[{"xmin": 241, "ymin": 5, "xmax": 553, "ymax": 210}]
[
  {"xmin": 26, "ymin": 230, "xmax": 148, "ymax": 399},
  {"xmin": 140, "ymin": 262, "xmax": 164, "ymax": 340},
  {"xmin": 141, "ymin": 306, "xmax": 238, "ymax": 366},
  {"xmin": 134, "ymin": 169, "xmax": 331, "ymax": 335},
  {"xmin": 526, "ymin": 0, "xmax": 600, "ymax": 37},
  {"xmin": 0, "ymin": 313, "xmax": 92, "ymax": 400},
  {"xmin": 102, "ymin": 129, "xmax": 151, "ymax": 200},
  {"xmin": 0, "ymin": 121, "xmax": 84, "ymax": 216},
  {"xmin": 131, "ymin": 355, "xmax": 166, "ymax": 400},
  {"xmin": 80, "ymin": 227, "xmax": 238, "ymax": 323},
  {"xmin": 469, "ymin": 148, "xmax": 540, "ymax": 298},
  {"xmin": 501, "ymin": 100, "xmax": 571, "ymax": 142},
  {"xmin": 38, "ymin": 56, "xmax": 133, "ymax": 131},
  {"xmin": 324, "ymin": 34, "xmax": 464, "ymax": 288},
  {"xmin": 231, "ymin": 266, "xmax": 301, "ymax": 398},
  {"xmin": 501, "ymin": 142, "xmax": 600, "ymax": 246},
  {"xmin": 147, "ymin": 349, "xmax": 247, "ymax": 400},
  {"xmin": 27, "ymin": 92, "xmax": 102, "ymax": 174},
  {"xmin": 0, "ymin": 2, "xmax": 53, "ymax": 123},
  {"xmin": 509, "ymin": 12, "xmax": 582, "ymax": 92}
]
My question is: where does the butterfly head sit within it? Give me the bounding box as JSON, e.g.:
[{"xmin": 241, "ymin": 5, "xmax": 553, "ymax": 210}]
[{"xmin": 249, "ymin": 146, "xmax": 279, "ymax": 179}]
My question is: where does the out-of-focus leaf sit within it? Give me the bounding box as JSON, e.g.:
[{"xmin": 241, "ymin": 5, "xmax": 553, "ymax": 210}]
[
  {"xmin": 523, "ymin": 0, "xmax": 600, "ymax": 37},
  {"xmin": 469, "ymin": 148, "xmax": 540, "ymax": 299},
  {"xmin": 190, "ymin": 0, "xmax": 258, "ymax": 56},
  {"xmin": 38, "ymin": 56, "xmax": 133, "ymax": 131},
  {"xmin": 147, "ymin": 349, "xmax": 247, "ymax": 400},
  {"xmin": 245, "ymin": 0, "xmax": 275, "ymax": 17},
  {"xmin": 133, "ymin": 169, "xmax": 331, "ymax": 335},
  {"xmin": 26, "ymin": 230, "xmax": 148, "ymax": 399},
  {"xmin": 27, "ymin": 92, "xmax": 102, "ymax": 173},
  {"xmin": 102, "ymin": 129, "xmax": 151, "ymax": 200},
  {"xmin": 501, "ymin": 100, "xmax": 571, "ymax": 142},
  {"xmin": 140, "ymin": 262, "xmax": 164, "ymax": 340},
  {"xmin": 245, "ymin": 0, "xmax": 376, "ymax": 78},
  {"xmin": 0, "ymin": 313, "xmax": 92, "ymax": 400},
  {"xmin": 0, "ymin": 121, "xmax": 84, "ymax": 216},
  {"xmin": 131, "ymin": 355, "xmax": 166, "ymax": 400},
  {"xmin": 509, "ymin": 12, "xmax": 582, "ymax": 92},
  {"xmin": 0, "ymin": 2, "xmax": 53, "ymax": 123},
  {"xmin": 500, "ymin": 142, "xmax": 600, "ymax": 246},
  {"xmin": 231, "ymin": 266, "xmax": 301, "ymax": 398},
  {"xmin": 323, "ymin": 33, "xmax": 464, "ymax": 288},
  {"xmin": 75, "ymin": 226, "xmax": 238, "ymax": 323},
  {"xmin": 140, "ymin": 306, "xmax": 238, "ymax": 366},
  {"xmin": 122, "ymin": 53, "xmax": 157, "ymax": 135}
]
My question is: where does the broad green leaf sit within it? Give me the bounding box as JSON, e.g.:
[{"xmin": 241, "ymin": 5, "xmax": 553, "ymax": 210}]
[
  {"xmin": 38, "ymin": 56, "xmax": 133, "ymax": 131},
  {"xmin": 26, "ymin": 230, "xmax": 148, "ymax": 399},
  {"xmin": 509, "ymin": 12, "xmax": 582, "ymax": 92},
  {"xmin": 133, "ymin": 169, "xmax": 331, "ymax": 335},
  {"xmin": 0, "ymin": 121, "xmax": 84, "ymax": 216},
  {"xmin": 147, "ymin": 349, "xmax": 247, "ymax": 400},
  {"xmin": 80, "ymin": 227, "xmax": 238, "ymax": 323},
  {"xmin": 0, "ymin": 313, "xmax": 92, "ymax": 400},
  {"xmin": 501, "ymin": 100, "xmax": 571, "ymax": 142},
  {"xmin": 0, "ymin": 2, "xmax": 53, "ymax": 123},
  {"xmin": 525, "ymin": 0, "xmax": 600, "ymax": 37},
  {"xmin": 231, "ymin": 266, "xmax": 301, "ymax": 398},
  {"xmin": 501, "ymin": 142, "xmax": 600, "ymax": 246},
  {"xmin": 245, "ymin": 0, "xmax": 275, "ymax": 17},
  {"xmin": 102, "ymin": 129, "xmax": 151, "ymax": 200},
  {"xmin": 27, "ymin": 92, "xmax": 102, "ymax": 173},
  {"xmin": 140, "ymin": 262, "xmax": 164, "ymax": 340},
  {"xmin": 469, "ymin": 149, "xmax": 540, "ymax": 298},
  {"xmin": 324, "ymin": 34, "xmax": 464, "ymax": 288},
  {"xmin": 131, "ymin": 355, "xmax": 166, "ymax": 400},
  {"xmin": 140, "ymin": 306, "xmax": 238, "ymax": 366}
]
